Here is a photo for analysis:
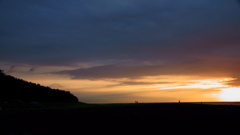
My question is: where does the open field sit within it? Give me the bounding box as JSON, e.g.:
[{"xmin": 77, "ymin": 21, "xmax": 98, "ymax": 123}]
[{"xmin": 1, "ymin": 102, "xmax": 240, "ymax": 134}]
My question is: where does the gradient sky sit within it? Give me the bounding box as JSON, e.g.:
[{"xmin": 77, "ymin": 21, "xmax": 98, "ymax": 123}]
[{"xmin": 1, "ymin": 0, "xmax": 240, "ymax": 103}]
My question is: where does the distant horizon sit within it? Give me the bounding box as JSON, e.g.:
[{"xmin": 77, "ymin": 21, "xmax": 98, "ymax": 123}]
[{"xmin": 86, "ymin": 101, "xmax": 240, "ymax": 105}]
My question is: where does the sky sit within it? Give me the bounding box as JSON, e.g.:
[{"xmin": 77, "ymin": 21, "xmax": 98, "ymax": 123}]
[{"xmin": 1, "ymin": 0, "xmax": 240, "ymax": 103}]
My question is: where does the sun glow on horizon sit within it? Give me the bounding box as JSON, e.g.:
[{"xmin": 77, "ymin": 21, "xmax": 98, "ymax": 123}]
[
  {"xmin": 4, "ymin": 66, "xmax": 240, "ymax": 103},
  {"xmin": 161, "ymin": 78, "xmax": 240, "ymax": 101},
  {"xmin": 219, "ymin": 87, "xmax": 240, "ymax": 101}
]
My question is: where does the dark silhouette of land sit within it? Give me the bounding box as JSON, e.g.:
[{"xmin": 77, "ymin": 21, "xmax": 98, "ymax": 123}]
[
  {"xmin": 1, "ymin": 69, "xmax": 240, "ymax": 134},
  {"xmin": 0, "ymin": 69, "xmax": 78, "ymax": 103},
  {"xmin": 1, "ymin": 102, "xmax": 240, "ymax": 134}
]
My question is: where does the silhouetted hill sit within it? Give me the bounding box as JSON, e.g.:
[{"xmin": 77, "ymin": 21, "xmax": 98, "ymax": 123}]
[{"xmin": 0, "ymin": 69, "xmax": 79, "ymax": 103}]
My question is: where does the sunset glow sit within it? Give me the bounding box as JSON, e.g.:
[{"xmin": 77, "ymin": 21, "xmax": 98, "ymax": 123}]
[
  {"xmin": 164, "ymin": 80, "xmax": 228, "ymax": 89},
  {"xmin": 1, "ymin": 0, "xmax": 240, "ymax": 103},
  {"xmin": 219, "ymin": 87, "xmax": 240, "ymax": 101},
  {"xmin": 8, "ymin": 68, "xmax": 240, "ymax": 103}
]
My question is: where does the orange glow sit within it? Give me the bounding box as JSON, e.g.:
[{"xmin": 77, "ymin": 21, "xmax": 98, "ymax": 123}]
[
  {"xmin": 6, "ymin": 67, "xmax": 240, "ymax": 103},
  {"xmin": 164, "ymin": 79, "xmax": 228, "ymax": 89}
]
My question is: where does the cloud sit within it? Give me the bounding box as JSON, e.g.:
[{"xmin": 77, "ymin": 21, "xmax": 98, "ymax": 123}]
[
  {"xmin": 1, "ymin": 0, "xmax": 240, "ymax": 86},
  {"xmin": 6, "ymin": 65, "xmax": 16, "ymax": 73},
  {"xmin": 226, "ymin": 77, "xmax": 240, "ymax": 86},
  {"xmin": 56, "ymin": 57, "xmax": 240, "ymax": 81},
  {"xmin": 49, "ymin": 83, "xmax": 65, "ymax": 89},
  {"xmin": 104, "ymin": 80, "xmax": 173, "ymax": 88},
  {"xmin": 237, "ymin": 0, "xmax": 240, "ymax": 5},
  {"xmin": 117, "ymin": 81, "xmax": 171, "ymax": 86},
  {"xmin": 1, "ymin": 0, "xmax": 240, "ymax": 66},
  {"xmin": 29, "ymin": 67, "xmax": 35, "ymax": 72}
]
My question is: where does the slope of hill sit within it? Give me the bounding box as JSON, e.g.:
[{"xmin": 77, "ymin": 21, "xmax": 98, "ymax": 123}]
[{"xmin": 0, "ymin": 69, "xmax": 79, "ymax": 103}]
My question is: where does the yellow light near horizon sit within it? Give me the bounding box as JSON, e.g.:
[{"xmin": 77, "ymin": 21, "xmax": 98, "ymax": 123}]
[
  {"xmin": 189, "ymin": 80, "xmax": 227, "ymax": 89},
  {"xmin": 160, "ymin": 78, "xmax": 240, "ymax": 101},
  {"xmin": 164, "ymin": 80, "xmax": 227, "ymax": 89},
  {"xmin": 8, "ymin": 67, "xmax": 240, "ymax": 103},
  {"xmin": 219, "ymin": 87, "xmax": 240, "ymax": 101}
]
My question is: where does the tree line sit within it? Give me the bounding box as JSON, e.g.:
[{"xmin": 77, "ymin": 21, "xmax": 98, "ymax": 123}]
[{"xmin": 0, "ymin": 69, "xmax": 79, "ymax": 103}]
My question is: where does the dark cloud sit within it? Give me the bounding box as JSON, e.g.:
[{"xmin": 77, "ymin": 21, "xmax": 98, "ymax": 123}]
[
  {"xmin": 1, "ymin": 0, "xmax": 240, "ymax": 65},
  {"xmin": 1, "ymin": 0, "xmax": 240, "ymax": 86},
  {"xmin": 237, "ymin": 0, "xmax": 240, "ymax": 5},
  {"xmin": 56, "ymin": 57, "xmax": 240, "ymax": 81}
]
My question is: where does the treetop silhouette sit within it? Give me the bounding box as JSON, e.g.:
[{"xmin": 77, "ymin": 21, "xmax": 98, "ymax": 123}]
[{"xmin": 0, "ymin": 69, "xmax": 79, "ymax": 103}]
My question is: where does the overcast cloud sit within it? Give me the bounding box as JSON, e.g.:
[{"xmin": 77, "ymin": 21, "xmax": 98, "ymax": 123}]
[{"xmin": 1, "ymin": 0, "xmax": 240, "ymax": 85}]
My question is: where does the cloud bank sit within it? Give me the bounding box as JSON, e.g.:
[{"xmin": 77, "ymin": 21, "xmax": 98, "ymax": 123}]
[{"xmin": 1, "ymin": 0, "xmax": 240, "ymax": 86}]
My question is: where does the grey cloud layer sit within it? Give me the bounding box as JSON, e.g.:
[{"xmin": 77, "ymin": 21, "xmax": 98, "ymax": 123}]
[
  {"xmin": 57, "ymin": 58, "xmax": 240, "ymax": 79},
  {"xmin": 1, "ymin": 0, "xmax": 240, "ymax": 65},
  {"xmin": 1, "ymin": 0, "xmax": 240, "ymax": 86}
]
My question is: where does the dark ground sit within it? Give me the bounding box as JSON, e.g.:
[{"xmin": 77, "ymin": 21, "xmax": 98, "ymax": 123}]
[{"xmin": 1, "ymin": 102, "xmax": 240, "ymax": 135}]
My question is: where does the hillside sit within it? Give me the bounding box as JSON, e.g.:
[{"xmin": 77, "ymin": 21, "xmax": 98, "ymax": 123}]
[{"xmin": 0, "ymin": 69, "xmax": 79, "ymax": 103}]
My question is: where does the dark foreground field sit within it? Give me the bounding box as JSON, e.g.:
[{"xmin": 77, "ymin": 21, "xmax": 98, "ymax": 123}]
[{"xmin": 1, "ymin": 102, "xmax": 240, "ymax": 135}]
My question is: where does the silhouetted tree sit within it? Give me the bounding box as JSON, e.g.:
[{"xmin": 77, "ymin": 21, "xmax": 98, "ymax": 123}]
[
  {"xmin": 0, "ymin": 69, "xmax": 4, "ymax": 76},
  {"xmin": 0, "ymin": 69, "xmax": 79, "ymax": 103}
]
